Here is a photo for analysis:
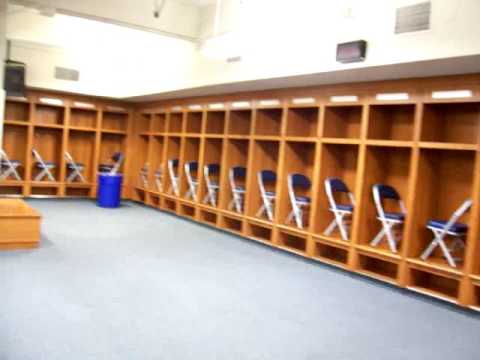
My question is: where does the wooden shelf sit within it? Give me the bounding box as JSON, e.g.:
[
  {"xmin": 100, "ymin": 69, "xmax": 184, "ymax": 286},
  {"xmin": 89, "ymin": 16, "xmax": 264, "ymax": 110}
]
[
  {"xmin": 323, "ymin": 105, "xmax": 362, "ymax": 139},
  {"xmin": 4, "ymin": 120, "xmax": 29, "ymax": 126},
  {"xmin": 313, "ymin": 238, "xmax": 349, "ymax": 268},
  {"xmin": 70, "ymin": 108, "xmax": 97, "ymax": 129},
  {"xmin": 367, "ymin": 104, "xmax": 415, "ymax": 141},
  {"xmin": 286, "ymin": 107, "xmax": 319, "ymax": 137},
  {"xmin": 254, "ymin": 108, "xmax": 283, "ymax": 136}
]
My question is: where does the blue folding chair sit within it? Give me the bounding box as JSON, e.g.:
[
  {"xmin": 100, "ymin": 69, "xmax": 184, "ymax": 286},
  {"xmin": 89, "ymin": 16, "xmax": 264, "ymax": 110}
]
[
  {"xmin": 286, "ymin": 173, "xmax": 311, "ymax": 229},
  {"xmin": 0, "ymin": 149, "xmax": 22, "ymax": 181},
  {"xmin": 229, "ymin": 166, "xmax": 247, "ymax": 213},
  {"xmin": 203, "ymin": 163, "xmax": 220, "ymax": 207},
  {"xmin": 167, "ymin": 159, "xmax": 180, "ymax": 196},
  {"xmin": 420, "ymin": 199, "xmax": 472, "ymax": 268},
  {"xmin": 323, "ymin": 177, "xmax": 354, "ymax": 241},
  {"xmin": 370, "ymin": 184, "xmax": 406, "ymax": 252},
  {"xmin": 32, "ymin": 149, "xmax": 56, "ymax": 181},
  {"xmin": 256, "ymin": 170, "xmax": 277, "ymax": 221},
  {"xmin": 184, "ymin": 161, "xmax": 199, "ymax": 201},
  {"xmin": 139, "ymin": 162, "xmax": 149, "ymax": 188},
  {"xmin": 99, "ymin": 152, "xmax": 124, "ymax": 175},
  {"xmin": 65, "ymin": 151, "xmax": 86, "ymax": 183}
]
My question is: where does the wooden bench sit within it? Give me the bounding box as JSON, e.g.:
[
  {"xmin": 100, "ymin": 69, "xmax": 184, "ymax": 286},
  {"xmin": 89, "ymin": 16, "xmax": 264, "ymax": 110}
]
[{"xmin": 0, "ymin": 199, "xmax": 41, "ymax": 250}]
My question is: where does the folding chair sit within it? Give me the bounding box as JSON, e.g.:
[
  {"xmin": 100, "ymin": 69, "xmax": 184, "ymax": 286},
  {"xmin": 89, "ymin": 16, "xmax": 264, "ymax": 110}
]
[
  {"xmin": 420, "ymin": 199, "xmax": 472, "ymax": 268},
  {"xmin": 228, "ymin": 166, "xmax": 247, "ymax": 213},
  {"xmin": 285, "ymin": 173, "xmax": 311, "ymax": 229},
  {"xmin": 32, "ymin": 149, "xmax": 56, "ymax": 181},
  {"xmin": 155, "ymin": 165, "xmax": 163, "ymax": 192},
  {"xmin": 203, "ymin": 163, "xmax": 220, "ymax": 207},
  {"xmin": 139, "ymin": 162, "xmax": 149, "ymax": 188},
  {"xmin": 0, "ymin": 149, "xmax": 22, "ymax": 181},
  {"xmin": 99, "ymin": 152, "xmax": 124, "ymax": 175},
  {"xmin": 167, "ymin": 159, "xmax": 180, "ymax": 196},
  {"xmin": 64, "ymin": 151, "xmax": 86, "ymax": 183},
  {"xmin": 323, "ymin": 178, "xmax": 355, "ymax": 241},
  {"xmin": 370, "ymin": 184, "xmax": 406, "ymax": 252},
  {"xmin": 184, "ymin": 161, "xmax": 199, "ymax": 201},
  {"xmin": 256, "ymin": 170, "xmax": 276, "ymax": 221}
]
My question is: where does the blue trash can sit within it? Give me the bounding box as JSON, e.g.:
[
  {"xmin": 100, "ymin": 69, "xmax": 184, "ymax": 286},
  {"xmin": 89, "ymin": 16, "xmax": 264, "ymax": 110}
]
[{"xmin": 97, "ymin": 173, "xmax": 123, "ymax": 208}]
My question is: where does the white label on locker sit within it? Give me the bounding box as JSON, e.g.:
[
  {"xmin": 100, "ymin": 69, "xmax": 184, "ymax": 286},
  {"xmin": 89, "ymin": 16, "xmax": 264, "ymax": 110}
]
[
  {"xmin": 74, "ymin": 101, "xmax": 95, "ymax": 109},
  {"xmin": 39, "ymin": 97, "xmax": 63, "ymax": 106},
  {"xmin": 171, "ymin": 106, "xmax": 182, "ymax": 111},
  {"xmin": 106, "ymin": 106, "xmax": 126, "ymax": 112},
  {"xmin": 209, "ymin": 103, "xmax": 224, "ymax": 110},
  {"xmin": 7, "ymin": 96, "xmax": 28, "ymax": 102},
  {"xmin": 292, "ymin": 97, "xmax": 315, "ymax": 105},
  {"xmin": 188, "ymin": 104, "xmax": 202, "ymax": 110},
  {"xmin": 232, "ymin": 101, "xmax": 251, "ymax": 108},
  {"xmin": 375, "ymin": 92, "xmax": 409, "ymax": 101},
  {"xmin": 431, "ymin": 90, "xmax": 473, "ymax": 99},
  {"xmin": 330, "ymin": 95, "xmax": 358, "ymax": 102},
  {"xmin": 259, "ymin": 99, "xmax": 280, "ymax": 106}
]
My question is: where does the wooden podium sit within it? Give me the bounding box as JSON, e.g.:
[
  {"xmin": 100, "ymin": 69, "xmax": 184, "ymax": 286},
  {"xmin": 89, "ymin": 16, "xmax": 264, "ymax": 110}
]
[{"xmin": 0, "ymin": 199, "xmax": 41, "ymax": 250}]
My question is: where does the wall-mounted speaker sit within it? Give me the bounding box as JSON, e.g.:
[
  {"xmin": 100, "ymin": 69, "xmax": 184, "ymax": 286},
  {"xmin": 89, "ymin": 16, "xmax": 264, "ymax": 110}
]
[
  {"xmin": 4, "ymin": 60, "xmax": 26, "ymax": 97},
  {"xmin": 336, "ymin": 40, "xmax": 367, "ymax": 64}
]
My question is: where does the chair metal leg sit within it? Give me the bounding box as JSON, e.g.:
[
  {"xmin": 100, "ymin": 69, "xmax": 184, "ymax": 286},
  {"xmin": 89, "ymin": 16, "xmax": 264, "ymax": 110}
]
[
  {"xmin": 371, "ymin": 228, "xmax": 386, "ymax": 247},
  {"xmin": 324, "ymin": 219, "xmax": 338, "ymax": 236},
  {"xmin": 335, "ymin": 213, "xmax": 349, "ymax": 241}
]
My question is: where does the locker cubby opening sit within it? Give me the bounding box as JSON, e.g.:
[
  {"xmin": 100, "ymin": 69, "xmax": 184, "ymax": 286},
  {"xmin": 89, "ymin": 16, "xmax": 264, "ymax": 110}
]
[
  {"xmin": 205, "ymin": 111, "xmax": 226, "ymax": 135},
  {"xmin": 323, "ymin": 105, "xmax": 362, "ymax": 139},
  {"xmin": 246, "ymin": 140, "xmax": 280, "ymax": 219},
  {"xmin": 254, "ymin": 108, "xmax": 283, "ymax": 136},
  {"xmin": 220, "ymin": 139, "xmax": 250, "ymax": 211},
  {"xmin": 137, "ymin": 114, "xmax": 151, "ymax": 133},
  {"xmin": 356, "ymin": 146, "xmax": 411, "ymax": 251},
  {"xmin": 65, "ymin": 187, "xmax": 90, "ymax": 197},
  {"xmin": 136, "ymin": 135, "xmax": 150, "ymax": 188},
  {"xmin": 472, "ymin": 285, "xmax": 480, "ymax": 309},
  {"xmin": 286, "ymin": 107, "xmax": 319, "ymax": 137},
  {"xmin": 164, "ymin": 137, "xmax": 182, "ymax": 196},
  {"xmin": 67, "ymin": 130, "xmax": 96, "ymax": 182},
  {"xmin": 35, "ymin": 104, "xmax": 64, "ymax": 126},
  {"xmin": 246, "ymin": 222, "xmax": 272, "ymax": 243},
  {"xmin": 278, "ymin": 231, "xmax": 307, "ymax": 253},
  {"xmin": 0, "ymin": 186, "xmax": 23, "ymax": 196},
  {"xmin": 30, "ymin": 186, "xmax": 58, "ymax": 197},
  {"xmin": 151, "ymin": 113, "xmax": 167, "ymax": 133},
  {"xmin": 220, "ymin": 215, "xmax": 243, "ymax": 234},
  {"xmin": 150, "ymin": 136, "xmax": 165, "ymax": 190},
  {"xmin": 102, "ymin": 111, "xmax": 128, "ymax": 132},
  {"xmin": 148, "ymin": 194, "xmax": 161, "ymax": 207},
  {"xmin": 357, "ymin": 254, "xmax": 398, "ymax": 281},
  {"xmin": 228, "ymin": 110, "xmax": 252, "ymax": 135},
  {"xmin": 132, "ymin": 188, "xmax": 146, "ymax": 202},
  {"xmin": 408, "ymin": 268, "xmax": 459, "ymax": 301},
  {"xmin": 409, "ymin": 149, "xmax": 475, "ymax": 269},
  {"xmin": 32, "ymin": 128, "xmax": 63, "ymax": 181},
  {"xmin": 163, "ymin": 198, "xmax": 177, "ymax": 212},
  {"xmin": 168, "ymin": 112, "xmax": 184, "ymax": 133},
  {"xmin": 2, "ymin": 124, "xmax": 28, "ymax": 180},
  {"xmin": 5, "ymin": 101, "xmax": 29, "ymax": 122},
  {"xmin": 199, "ymin": 139, "xmax": 223, "ymax": 205},
  {"xmin": 313, "ymin": 144, "xmax": 359, "ymax": 237},
  {"xmin": 421, "ymin": 102, "xmax": 480, "ymax": 145},
  {"xmin": 367, "ymin": 104, "xmax": 415, "ymax": 141},
  {"xmin": 100, "ymin": 133, "xmax": 126, "ymax": 173},
  {"xmin": 180, "ymin": 138, "xmax": 200, "ymax": 197},
  {"xmin": 199, "ymin": 209, "xmax": 217, "ymax": 226},
  {"xmin": 314, "ymin": 241, "xmax": 349, "ymax": 266},
  {"xmin": 70, "ymin": 108, "xmax": 97, "ymax": 129},
  {"xmin": 278, "ymin": 141, "xmax": 317, "ymax": 227},
  {"xmin": 179, "ymin": 203, "xmax": 196, "ymax": 218},
  {"xmin": 186, "ymin": 112, "xmax": 203, "ymax": 134}
]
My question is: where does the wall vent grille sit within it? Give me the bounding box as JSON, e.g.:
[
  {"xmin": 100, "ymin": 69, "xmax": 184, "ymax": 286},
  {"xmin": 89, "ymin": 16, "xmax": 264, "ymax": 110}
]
[{"xmin": 395, "ymin": 2, "xmax": 431, "ymax": 34}]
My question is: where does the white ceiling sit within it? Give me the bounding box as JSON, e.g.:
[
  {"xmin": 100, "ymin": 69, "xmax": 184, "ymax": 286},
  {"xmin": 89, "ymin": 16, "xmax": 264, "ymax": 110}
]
[{"xmin": 179, "ymin": 0, "xmax": 217, "ymax": 6}]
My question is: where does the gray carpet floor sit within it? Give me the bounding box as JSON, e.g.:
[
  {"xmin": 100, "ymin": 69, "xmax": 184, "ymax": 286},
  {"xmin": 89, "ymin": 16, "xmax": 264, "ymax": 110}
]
[{"xmin": 0, "ymin": 199, "xmax": 479, "ymax": 360}]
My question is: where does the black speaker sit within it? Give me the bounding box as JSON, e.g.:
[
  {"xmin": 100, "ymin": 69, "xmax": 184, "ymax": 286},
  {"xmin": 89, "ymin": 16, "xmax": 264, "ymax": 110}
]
[
  {"xmin": 336, "ymin": 40, "xmax": 367, "ymax": 64},
  {"xmin": 4, "ymin": 60, "xmax": 26, "ymax": 97}
]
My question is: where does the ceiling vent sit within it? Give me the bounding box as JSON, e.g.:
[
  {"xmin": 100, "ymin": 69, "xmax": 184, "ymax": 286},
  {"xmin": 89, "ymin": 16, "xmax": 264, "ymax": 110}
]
[
  {"xmin": 395, "ymin": 1, "xmax": 431, "ymax": 34},
  {"xmin": 54, "ymin": 66, "xmax": 80, "ymax": 81}
]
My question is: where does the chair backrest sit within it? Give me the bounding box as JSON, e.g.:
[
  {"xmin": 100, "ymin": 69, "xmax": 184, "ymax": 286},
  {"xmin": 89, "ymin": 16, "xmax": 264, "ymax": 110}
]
[
  {"xmin": 229, "ymin": 166, "xmax": 247, "ymax": 190},
  {"xmin": 288, "ymin": 173, "xmax": 311, "ymax": 204},
  {"xmin": 0, "ymin": 149, "xmax": 8, "ymax": 160},
  {"xmin": 112, "ymin": 152, "xmax": 123, "ymax": 162},
  {"xmin": 184, "ymin": 161, "xmax": 199, "ymax": 183},
  {"xmin": 31, "ymin": 149, "xmax": 44, "ymax": 164},
  {"xmin": 325, "ymin": 177, "xmax": 355, "ymax": 209},
  {"xmin": 204, "ymin": 163, "xmax": 220, "ymax": 186},
  {"xmin": 64, "ymin": 151, "xmax": 75, "ymax": 164},
  {"xmin": 258, "ymin": 170, "xmax": 276, "ymax": 196},
  {"xmin": 372, "ymin": 184, "xmax": 404, "ymax": 218},
  {"xmin": 444, "ymin": 199, "xmax": 473, "ymax": 232},
  {"xmin": 109, "ymin": 152, "xmax": 124, "ymax": 175},
  {"xmin": 168, "ymin": 159, "xmax": 179, "ymax": 177}
]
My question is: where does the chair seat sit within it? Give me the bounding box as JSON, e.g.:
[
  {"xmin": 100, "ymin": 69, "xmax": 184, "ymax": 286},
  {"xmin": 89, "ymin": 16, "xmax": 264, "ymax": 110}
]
[
  {"xmin": 67, "ymin": 163, "xmax": 84, "ymax": 169},
  {"xmin": 383, "ymin": 212, "xmax": 405, "ymax": 221},
  {"xmin": 36, "ymin": 162, "xmax": 56, "ymax": 168},
  {"xmin": 295, "ymin": 195, "xmax": 310, "ymax": 203},
  {"xmin": 333, "ymin": 204, "xmax": 353, "ymax": 212},
  {"xmin": 265, "ymin": 191, "xmax": 276, "ymax": 197},
  {"xmin": 99, "ymin": 164, "xmax": 113, "ymax": 170},
  {"xmin": 234, "ymin": 186, "xmax": 245, "ymax": 193},
  {"xmin": 1, "ymin": 160, "xmax": 21, "ymax": 166},
  {"xmin": 428, "ymin": 220, "xmax": 468, "ymax": 233}
]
